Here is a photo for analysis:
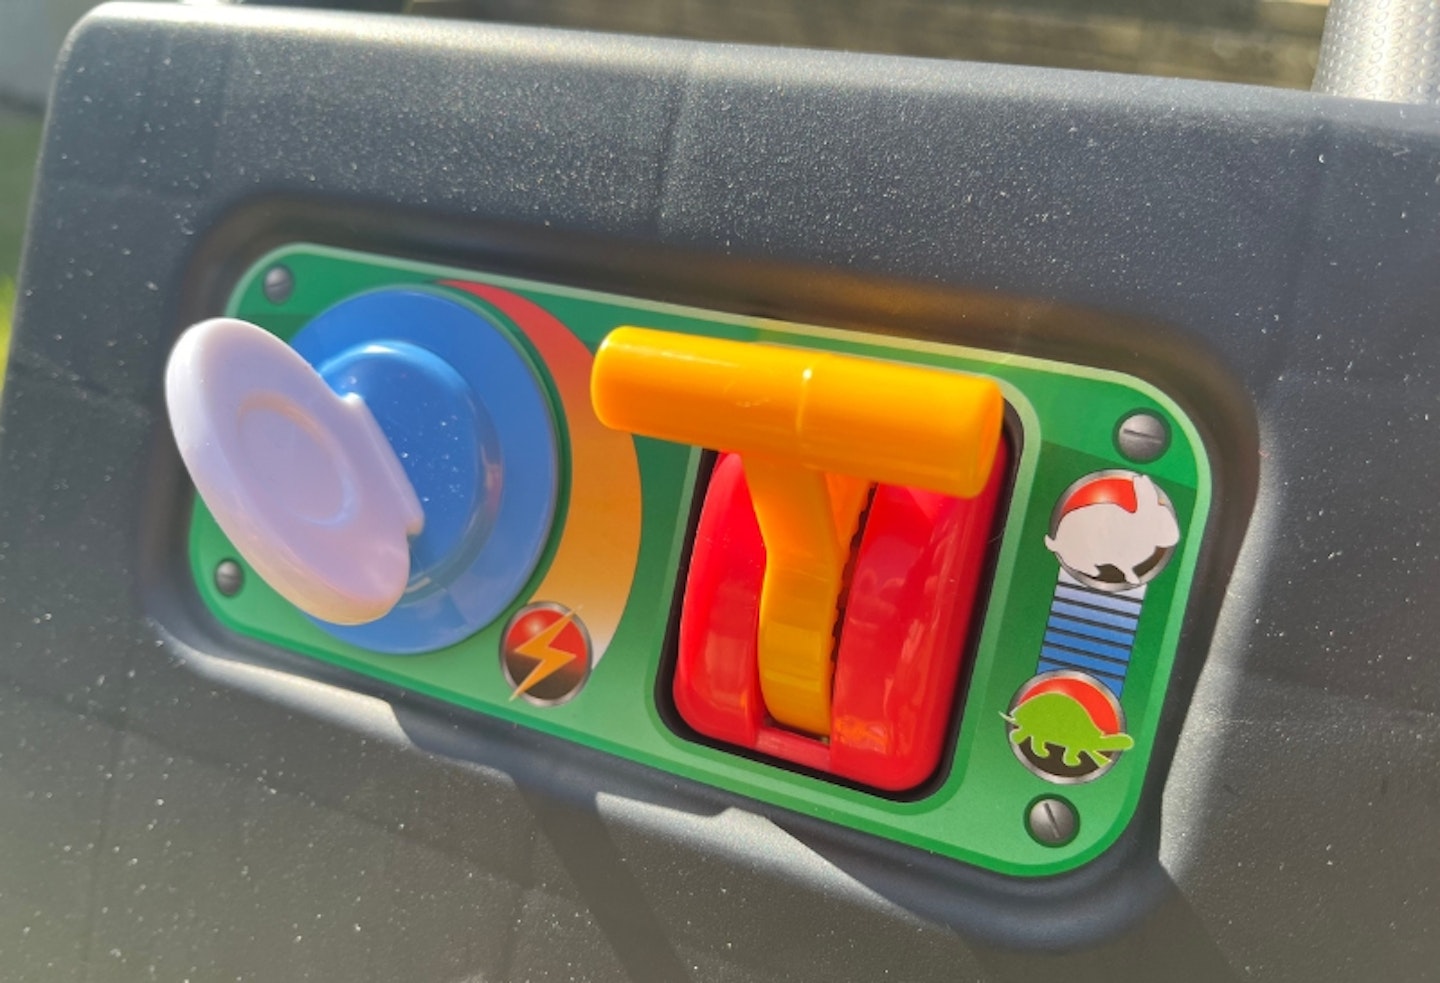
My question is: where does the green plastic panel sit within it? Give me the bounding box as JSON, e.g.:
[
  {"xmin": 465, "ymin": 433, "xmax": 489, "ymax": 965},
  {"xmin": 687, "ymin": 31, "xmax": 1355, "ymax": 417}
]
[{"xmin": 188, "ymin": 244, "xmax": 1212, "ymax": 877}]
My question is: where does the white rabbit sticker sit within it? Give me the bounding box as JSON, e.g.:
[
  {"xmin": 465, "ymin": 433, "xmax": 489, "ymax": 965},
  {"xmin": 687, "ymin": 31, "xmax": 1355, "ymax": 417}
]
[{"xmin": 1044, "ymin": 473, "xmax": 1180, "ymax": 589}]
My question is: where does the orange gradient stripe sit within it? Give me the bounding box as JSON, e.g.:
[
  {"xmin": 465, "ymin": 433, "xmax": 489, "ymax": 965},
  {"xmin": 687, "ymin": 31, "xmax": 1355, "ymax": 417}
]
[{"xmin": 442, "ymin": 281, "xmax": 642, "ymax": 661}]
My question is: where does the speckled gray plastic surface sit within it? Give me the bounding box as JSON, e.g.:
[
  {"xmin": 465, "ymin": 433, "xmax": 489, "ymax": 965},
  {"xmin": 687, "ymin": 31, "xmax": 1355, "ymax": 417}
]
[{"xmin": 5, "ymin": 3, "xmax": 1440, "ymax": 980}]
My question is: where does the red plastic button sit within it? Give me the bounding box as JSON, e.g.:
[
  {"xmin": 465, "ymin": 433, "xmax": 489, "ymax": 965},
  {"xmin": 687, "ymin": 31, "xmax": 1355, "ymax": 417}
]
[{"xmin": 675, "ymin": 443, "xmax": 1008, "ymax": 792}]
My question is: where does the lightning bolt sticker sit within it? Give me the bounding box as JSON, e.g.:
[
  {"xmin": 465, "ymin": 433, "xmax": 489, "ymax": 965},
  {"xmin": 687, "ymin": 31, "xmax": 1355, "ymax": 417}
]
[
  {"xmin": 500, "ymin": 602, "xmax": 593, "ymax": 706},
  {"xmin": 510, "ymin": 611, "xmax": 579, "ymax": 699}
]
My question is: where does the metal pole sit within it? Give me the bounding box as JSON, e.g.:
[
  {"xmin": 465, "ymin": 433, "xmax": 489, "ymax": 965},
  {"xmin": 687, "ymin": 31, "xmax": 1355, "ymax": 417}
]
[{"xmin": 1313, "ymin": 0, "xmax": 1440, "ymax": 104}]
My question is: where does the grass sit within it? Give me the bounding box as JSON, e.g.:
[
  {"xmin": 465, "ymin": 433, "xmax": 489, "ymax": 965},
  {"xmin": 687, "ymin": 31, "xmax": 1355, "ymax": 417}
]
[
  {"xmin": 0, "ymin": 277, "xmax": 12, "ymax": 382},
  {"xmin": 0, "ymin": 111, "xmax": 43, "ymax": 278},
  {"xmin": 0, "ymin": 109, "xmax": 44, "ymax": 388}
]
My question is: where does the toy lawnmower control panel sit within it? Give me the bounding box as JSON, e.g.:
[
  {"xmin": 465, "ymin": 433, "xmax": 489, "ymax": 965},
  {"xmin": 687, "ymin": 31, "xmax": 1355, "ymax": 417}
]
[
  {"xmin": 170, "ymin": 244, "xmax": 1218, "ymax": 876},
  {"xmin": 24, "ymin": 0, "xmax": 1440, "ymax": 972}
]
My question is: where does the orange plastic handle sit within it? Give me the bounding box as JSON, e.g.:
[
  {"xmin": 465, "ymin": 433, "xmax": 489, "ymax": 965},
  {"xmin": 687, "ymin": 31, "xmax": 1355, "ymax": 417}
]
[{"xmin": 591, "ymin": 327, "xmax": 1003, "ymax": 736}]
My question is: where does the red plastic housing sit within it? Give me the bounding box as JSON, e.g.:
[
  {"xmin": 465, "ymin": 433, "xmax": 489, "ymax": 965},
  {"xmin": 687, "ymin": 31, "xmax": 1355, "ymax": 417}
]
[{"xmin": 674, "ymin": 445, "xmax": 1009, "ymax": 792}]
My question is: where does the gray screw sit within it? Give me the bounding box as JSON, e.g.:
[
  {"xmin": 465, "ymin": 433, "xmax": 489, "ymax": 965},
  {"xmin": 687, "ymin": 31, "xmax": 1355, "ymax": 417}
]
[
  {"xmin": 1116, "ymin": 412, "xmax": 1169, "ymax": 463},
  {"xmin": 214, "ymin": 560, "xmax": 244, "ymax": 597},
  {"xmin": 1027, "ymin": 797, "xmax": 1078, "ymax": 847},
  {"xmin": 262, "ymin": 265, "xmax": 294, "ymax": 305}
]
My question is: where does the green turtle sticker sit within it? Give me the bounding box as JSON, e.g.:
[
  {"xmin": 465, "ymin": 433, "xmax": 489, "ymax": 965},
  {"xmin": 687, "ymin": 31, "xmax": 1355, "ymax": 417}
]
[{"xmin": 1005, "ymin": 671, "xmax": 1133, "ymax": 783}]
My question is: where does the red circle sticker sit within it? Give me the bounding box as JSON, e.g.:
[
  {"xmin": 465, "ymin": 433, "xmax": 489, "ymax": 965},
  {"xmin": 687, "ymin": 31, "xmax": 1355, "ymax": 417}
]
[{"xmin": 501, "ymin": 602, "xmax": 593, "ymax": 706}]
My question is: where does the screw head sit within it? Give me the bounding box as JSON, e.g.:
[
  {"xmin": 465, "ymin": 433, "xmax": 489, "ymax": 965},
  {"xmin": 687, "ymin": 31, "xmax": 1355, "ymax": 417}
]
[
  {"xmin": 214, "ymin": 560, "xmax": 244, "ymax": 597},
  {"xmin": 1026, "ymin": 796, "xmax": 1079, "ymax": 847},
  {"xmin": 1115, "ymin": 411, "xmax": 1170, "ymax": 463},
  {"xmin": 262, "ymin": 265, "xmax": 294, "ymax": 305}
]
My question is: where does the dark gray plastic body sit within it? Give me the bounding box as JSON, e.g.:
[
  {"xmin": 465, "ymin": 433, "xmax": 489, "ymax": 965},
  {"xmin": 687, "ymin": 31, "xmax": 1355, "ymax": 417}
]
[{"xmin": 4, "ymin": 3, "xmax": 1438, "ymax": 979}]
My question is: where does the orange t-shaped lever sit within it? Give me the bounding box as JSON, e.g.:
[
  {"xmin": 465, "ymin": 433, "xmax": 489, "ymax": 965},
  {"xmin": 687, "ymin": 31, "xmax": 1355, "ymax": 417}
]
[{"xmin": 591, "ymin": 327, "xmax": 1003, "ymax": 736}]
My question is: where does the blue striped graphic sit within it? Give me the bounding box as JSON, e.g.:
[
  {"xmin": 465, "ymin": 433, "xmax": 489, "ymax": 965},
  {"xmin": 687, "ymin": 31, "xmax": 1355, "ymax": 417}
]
[
  {"xmin": 1035, "ymin": 572, "xmax": 1146, "ymax": 698},
  {"xmin": 1040, "ymin": 644, "xmax": 1130, "ymax": 674},
  {"xmin": 1046, "ymin": 614, "xmax": 1135, "ymax": 647},
  {"xmin": 1043, "ymin": 629, "xmax": 1132, "ymax": 662},
  {"xmin": 1055, "ymin": 584, "xmax": 1143, "ymax": 615},
  {"xmin": 1051, "ymin": 600, "xmax": 1140, "ymax": 632}
]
